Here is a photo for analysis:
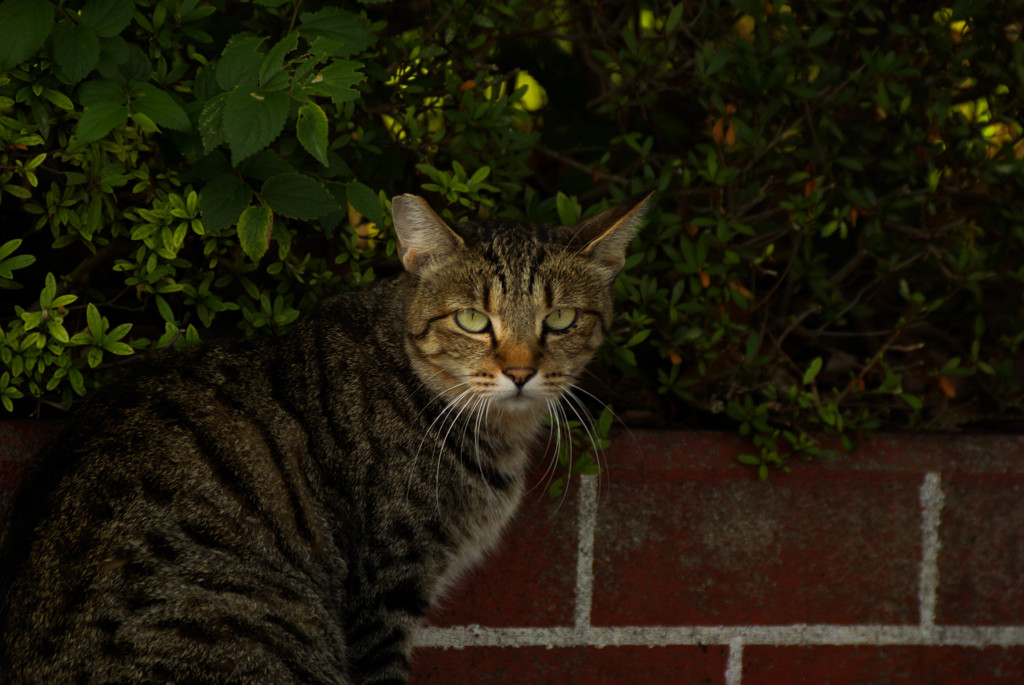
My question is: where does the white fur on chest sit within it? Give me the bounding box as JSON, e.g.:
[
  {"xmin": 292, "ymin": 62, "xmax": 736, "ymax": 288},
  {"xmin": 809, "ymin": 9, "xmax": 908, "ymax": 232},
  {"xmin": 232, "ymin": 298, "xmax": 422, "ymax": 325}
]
[{"xmin": 432, "ymin": 450, "xmax": 528, "ymax": 601}]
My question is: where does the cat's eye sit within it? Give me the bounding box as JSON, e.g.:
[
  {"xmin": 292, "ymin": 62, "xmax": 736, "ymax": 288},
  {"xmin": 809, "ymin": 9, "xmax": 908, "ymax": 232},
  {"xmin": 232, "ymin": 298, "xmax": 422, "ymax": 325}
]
[
  {"xmin": 455, "ymin": 308, "xmax": 491, "ymax": 333},
  {"xmin": 544, "ymin": 308, "xmax": 577, "ymax": 332}
]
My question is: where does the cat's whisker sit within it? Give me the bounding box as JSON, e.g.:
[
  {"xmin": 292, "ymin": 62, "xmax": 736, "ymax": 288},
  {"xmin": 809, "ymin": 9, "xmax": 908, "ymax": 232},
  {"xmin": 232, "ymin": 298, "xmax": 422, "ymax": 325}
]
[
  {"xmin": 561, "ymin": 390, "xmax": 599, "ymax": 459},
  {"xmin": 424, "ymin": 386, "xmax": 477, "ymax": 516},
  {"xmin": 472, "ymin": 396, "xmax": 489, "ymax": 478},
  {"xmin": 554, "ymin": 397, "xmax": 580, "ymax": 509},
  {"xmin": 412, "ymin": 381, "xmax": 473, "ymax": 474},
  {"xmin": 562, "ymin": 388, "xmax": 613, "ymax": 503},
  {"xmin": 412, "ymin": 371, "xmax": 472, "ymax": 423},
  {"xmin": 434, "ymin": 385, "xmax": 486, "ymax": 508},
  {"xmin": 549, "ymin": 389, "xmax": 604, "ymax": 505},
  {"xmin": 527, "ymin": 398, "xmax": 562, "ymax": 500},
  {"xmin": 566, "ymin": 381, "xmax": 638, "ymax": 497},
  {"xmin": 566, "ymin": 382, "xmax": 638, "ymax": 451}
]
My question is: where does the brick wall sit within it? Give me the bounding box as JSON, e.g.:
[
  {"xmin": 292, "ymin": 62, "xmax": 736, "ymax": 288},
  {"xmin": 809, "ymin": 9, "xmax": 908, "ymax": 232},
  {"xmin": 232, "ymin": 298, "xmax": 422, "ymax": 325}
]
[
  {"xmin": 2, "ymin": 422, "xmax": 1023, "ymax": 682},
  {"xmin": 414, "ymin": 431, "xmax": 1024, "ymax": 684}
]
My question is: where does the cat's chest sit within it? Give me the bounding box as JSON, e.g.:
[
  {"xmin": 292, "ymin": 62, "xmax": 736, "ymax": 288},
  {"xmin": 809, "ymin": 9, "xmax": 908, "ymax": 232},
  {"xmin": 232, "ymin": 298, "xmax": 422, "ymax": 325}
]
[{"xmin": 434, "ymin": 449, "xmax": 528, "ymax": 599}]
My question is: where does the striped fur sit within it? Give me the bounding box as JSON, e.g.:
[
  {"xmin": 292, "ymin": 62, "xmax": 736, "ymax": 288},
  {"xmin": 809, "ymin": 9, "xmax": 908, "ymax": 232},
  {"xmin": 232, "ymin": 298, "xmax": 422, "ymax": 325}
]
[{"xmin": 0, "ymin": 192, "xmax": 651, "ymax": 684}]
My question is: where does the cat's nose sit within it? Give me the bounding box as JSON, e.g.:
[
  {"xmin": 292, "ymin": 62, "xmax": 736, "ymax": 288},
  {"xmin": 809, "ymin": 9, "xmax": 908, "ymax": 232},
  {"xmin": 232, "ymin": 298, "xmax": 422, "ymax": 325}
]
[{"xmin": 503, "ymin": 367, "xmax": 537, "ymax": 387}]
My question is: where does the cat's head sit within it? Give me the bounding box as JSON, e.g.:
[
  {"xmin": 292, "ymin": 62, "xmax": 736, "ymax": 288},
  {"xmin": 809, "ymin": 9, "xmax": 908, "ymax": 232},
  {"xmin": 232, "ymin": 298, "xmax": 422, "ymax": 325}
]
[{"xmin": 391, "ymin": 191, "xmax": 651, "ymax": 423}]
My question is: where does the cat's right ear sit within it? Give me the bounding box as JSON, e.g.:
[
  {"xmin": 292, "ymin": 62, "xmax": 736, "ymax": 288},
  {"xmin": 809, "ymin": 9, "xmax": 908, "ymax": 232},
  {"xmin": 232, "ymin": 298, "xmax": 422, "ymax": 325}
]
[{"xmin": 391, "ymin": 194, "xmax": 465, "ymax": 275}]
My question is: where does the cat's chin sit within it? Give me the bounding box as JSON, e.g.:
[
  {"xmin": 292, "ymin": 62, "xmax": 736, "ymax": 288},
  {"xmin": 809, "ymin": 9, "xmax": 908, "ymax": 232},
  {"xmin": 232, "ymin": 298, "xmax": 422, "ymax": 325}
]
[
  {"xmin": 488, "ymin": 392, "xmax": 548, "ymax": 418},
  {"xmin": 498, "ymin": 394, "xmax": 544, "ymax": 410}
]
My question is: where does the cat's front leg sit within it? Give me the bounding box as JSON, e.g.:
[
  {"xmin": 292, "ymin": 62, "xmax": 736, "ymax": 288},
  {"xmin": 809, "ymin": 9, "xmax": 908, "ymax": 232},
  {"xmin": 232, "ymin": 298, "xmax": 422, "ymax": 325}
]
[{"xmin": 344, "ymin": 589, "xmax": 426, "ymax": 685}]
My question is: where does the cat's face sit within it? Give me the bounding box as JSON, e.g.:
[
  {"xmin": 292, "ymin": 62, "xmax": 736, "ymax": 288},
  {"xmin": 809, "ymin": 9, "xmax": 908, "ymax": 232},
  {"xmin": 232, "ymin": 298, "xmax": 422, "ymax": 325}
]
[{"xmin": 392, "ymin": 193, "xmax": 651, "ymax": 423}]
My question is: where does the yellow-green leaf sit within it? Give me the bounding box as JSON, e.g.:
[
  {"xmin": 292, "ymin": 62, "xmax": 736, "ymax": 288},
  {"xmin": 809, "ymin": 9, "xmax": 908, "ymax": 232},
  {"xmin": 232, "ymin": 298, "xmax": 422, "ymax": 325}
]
[
  {"xmin": 296, "ymin": 102, "xmax": 329, "ymax": 166},
  {"xmin": 237, "ymin": 205, "xmax": 273, "ymax": 262}
]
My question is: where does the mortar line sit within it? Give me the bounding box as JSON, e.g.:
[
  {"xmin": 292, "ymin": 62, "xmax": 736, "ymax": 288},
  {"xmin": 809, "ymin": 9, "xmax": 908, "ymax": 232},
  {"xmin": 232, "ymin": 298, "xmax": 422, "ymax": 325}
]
[
  {"xmin": 574, "ymin": 474, "xmax": 599, "ymax": 634},
  {"xmin": 415, "ymin": 624, "xmax": 1024, "ymax": 649},
  {"xmin": 919, "ymin": 472, "xmax": 945, "ymax": 632},
  {"xmin": 725, "ymin": 637, "xmax": 743, "ymax": 685}
]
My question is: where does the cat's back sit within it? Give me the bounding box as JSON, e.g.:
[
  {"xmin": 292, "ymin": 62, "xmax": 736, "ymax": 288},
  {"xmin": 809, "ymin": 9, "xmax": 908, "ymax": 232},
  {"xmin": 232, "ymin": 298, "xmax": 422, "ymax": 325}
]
[{"xmin": 0, "ymin": 283, "xmax": 403, "ymax": 683}]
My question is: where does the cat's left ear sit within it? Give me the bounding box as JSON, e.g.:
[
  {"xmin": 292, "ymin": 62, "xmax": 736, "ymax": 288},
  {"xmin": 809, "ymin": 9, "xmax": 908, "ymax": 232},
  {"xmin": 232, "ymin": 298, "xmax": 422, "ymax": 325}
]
[
  {"xmin": 391, "ymin": 194, "xmax": 465, "ymax": 275},
  {"xmin": 572, "ymin": 190, "xmax": 655, "ymax": 282}
]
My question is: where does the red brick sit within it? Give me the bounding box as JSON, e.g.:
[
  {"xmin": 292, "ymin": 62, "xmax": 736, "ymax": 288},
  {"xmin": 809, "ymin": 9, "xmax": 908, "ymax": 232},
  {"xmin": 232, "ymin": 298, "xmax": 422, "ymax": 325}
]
[
  {"xmin": 427, "ymin": 468, "xmax": 579, "ymax": 627},
  {"xmin": 592, "ymin": 466, "xmax": 921, "ymax": 625},
  {"xmin": 743, "ymin": 645, "xmax": 1024, "ymax": 684},
  {"xmin": 939, "ymin": 473, "xmax": 1024, "ymax": 625},
  {"xmin": 604, "ymin": 430, "xmax": 1024, "ymax": 474},
  {"xmin": 411, "ymin": 645, "xmax": 728, "ymax": 684},
  {"xmin": 841, "ymin": 434, "xmax": 1024, "ymax": 473}
]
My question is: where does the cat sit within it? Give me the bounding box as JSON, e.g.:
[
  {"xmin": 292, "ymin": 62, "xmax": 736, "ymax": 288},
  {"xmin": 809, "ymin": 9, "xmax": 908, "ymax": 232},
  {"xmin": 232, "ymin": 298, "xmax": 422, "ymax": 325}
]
[{"xmin": 0, "ymin": 190, "xmax": 651, "ymax": 684}]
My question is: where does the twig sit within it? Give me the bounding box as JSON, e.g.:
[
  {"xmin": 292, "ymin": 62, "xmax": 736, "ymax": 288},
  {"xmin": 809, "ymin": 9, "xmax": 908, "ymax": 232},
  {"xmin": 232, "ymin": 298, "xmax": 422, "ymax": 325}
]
[{"xmin": 533, "ymin": 145, "xmax": 631, "ymax": 186}]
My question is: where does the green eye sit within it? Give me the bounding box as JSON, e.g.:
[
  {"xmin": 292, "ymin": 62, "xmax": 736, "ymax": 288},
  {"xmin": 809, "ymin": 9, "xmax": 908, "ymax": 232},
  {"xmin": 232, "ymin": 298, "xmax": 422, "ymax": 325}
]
[
  {"xmin": 544, "ymin": 308, "xmax": 577, "ymax": 331},
  {"xmin": 455, "ymin": 308, "xmax": 491, "ymax": 333}
]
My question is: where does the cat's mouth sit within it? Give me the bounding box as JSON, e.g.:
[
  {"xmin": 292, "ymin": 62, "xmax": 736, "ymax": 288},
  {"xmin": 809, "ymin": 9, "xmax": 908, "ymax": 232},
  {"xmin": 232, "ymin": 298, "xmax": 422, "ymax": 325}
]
[
  {"xmin": 486, "ymin": 375, "xmax": 557, "ymax": 410},
  {"xmin": 491, "ymin": 393, "xmax": 547, "ymax": 416}
]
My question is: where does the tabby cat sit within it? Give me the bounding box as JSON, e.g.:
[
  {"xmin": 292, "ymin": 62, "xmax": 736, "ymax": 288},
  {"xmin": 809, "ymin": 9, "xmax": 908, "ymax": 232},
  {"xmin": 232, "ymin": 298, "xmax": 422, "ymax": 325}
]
[{"xmin": 0, "ymin": 190, "xmax": 651, "ymax": 684}]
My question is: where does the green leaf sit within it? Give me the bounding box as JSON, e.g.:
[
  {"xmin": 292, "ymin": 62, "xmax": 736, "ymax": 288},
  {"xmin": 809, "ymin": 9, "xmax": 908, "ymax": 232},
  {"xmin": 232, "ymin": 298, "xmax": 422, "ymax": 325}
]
[
  {"xmin": 216, "ymin": 35, "xmax": 266, "ymax": 90},
  {"xmin": 596, "ymin": 404, "xmax": 615, "ymax": 437},
  {"xmin": 261, "ymin": 173, "xmax": 340, "ymax": 220},
  {"xmin": 46, "ymin": 319, "xmax": 69, "ymax": 344},
  {"xmin": 198, "ymin": 91, "xmax": 230, "ymax": 153},
  {"xmin": 238, "ymin": 150, "xmax": 296, "ymax": 181},
  {"xmin": 0, "ymin": 238, "xmax": 22, "ymax": 261},
  {"xmin": 237, "ymin": 205, "xmax": 273, "ymax": 263},
  {"xmin": 547, "ymin": 477, "xmax": 565, "ymax": 498},
  {"xmin": 41, "ymin": 88, "xmax": 75, "ymax": 111},
  {"xmin": 806, "ymin": 24, "xmax": 835, "ymax": 48},
  {"xmin": 222, "ymin": 88, "xmax": 289, "ymax": 165},
  {"xmin": 3, "ymin": 185, "xmax": 31, "ymax": 200},
  {"xmin": 53, "ymin": 21, "xmax": 100, "ymax": 84},
  {"xmin": 0, "ymin": 0, "xmax": 54, "ymax": 69},
  {"xmin": 78, "ymin": 78, "xmax": 124, "ymax": 107},
  {"xmin": 259, "ymin": 32, "xmax": 299, "ymax": 86},
  {"xmin": 80, "ymin": 0, "xmax": 134, "ymax": 38},
  {"xmin": 154, "ymin": 294, "xmax": 174, "ymax": 323},
  {"xmin": 305, "ymin": 60, "xmax": 365, "ymax": 106},
  {"xmin": 468, "ymin": 166, "xmax": 491, "ymax": 185},
  {"xmin": 0, "ymin": 252, "xmax": 33, "ymax": 276},
  {"xmin": 555, "ymin": 191, "xmax": 581, "ymax": 225},
  {"xmin": 0, "ymin": 239, "xmax": 34, "ymax": 285},
  {"xmin": 130, "ymin": 111, "xmax": 159, "ymax": 133},
  {"xmin": 86, "ymin": 302, "xmax": 103, "ymax": 337},
  {"xmin": 106, "ymin": 322, "xmax": 131, "ymax": 342},
  {"xmin": 131, "ymin": 84, "xmax": 190, "ymax": 131},
  {"xmin": 200, "ymin": 173, "xmax": 253, "ymax": 234},
  {"xmin": 41, "ymin": 272, "xmax": 57, "ymax": 309},
  {"xmin": 52, "ymin": 290, "xmax": 76, "ymax": 307},
  {"xmin": 346, "ymin": 181, "xmax": 382, "ymax": 227},
  {"xmin": 705, "ymin": 48, "xmax": 732, "ymax": 78},
  {"xmin": 103, "ymin": 340, "xmax": 134, "ymax": 355},
  {"xmin": 802, "ymin": 357, "xmax": 823, "ymax": 385},
  {"xmin": 665, "ymin": 3, "xmax": 685, "ymax": 33},
  {"xmin": 296, "ymin": 102, "xmax": 330, "ymax": 166},
  {"xmin": 900, "ymin": 393, "xmax": 923, "ymax": 410},
  {"xmin": 96, "ymin": 34, "xmax": 129, "ymax": 78},
  {"xmin": 299, "ymin": 7, "xmax": 374, "ymax": 58},
  {"xmin": 77, "ymin": 101, "xmax": 129, "ymax": 143},
  {"xmin": 626, "ymin": 329, "xmax": 650, "ymax": 347},
  {"xmin": 745, "ymin": 330, "xmax": 759, "ymax": 364},
  {"xmin": 51, "ymin": 294, "xmax": 76, "ymax": 309}
]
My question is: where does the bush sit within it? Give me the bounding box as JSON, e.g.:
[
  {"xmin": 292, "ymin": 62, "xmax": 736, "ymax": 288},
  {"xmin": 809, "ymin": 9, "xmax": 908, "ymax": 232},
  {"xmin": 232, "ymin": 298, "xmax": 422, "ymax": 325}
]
[{"xmin": 1, "ymin": 0, "xmax": 1022, "ymax": 475}]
